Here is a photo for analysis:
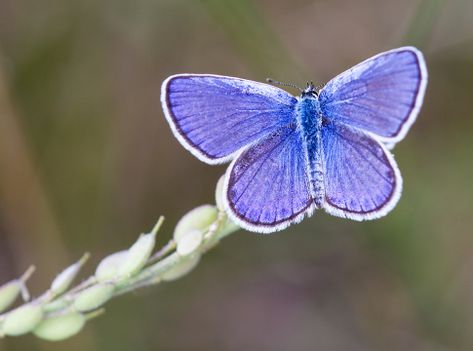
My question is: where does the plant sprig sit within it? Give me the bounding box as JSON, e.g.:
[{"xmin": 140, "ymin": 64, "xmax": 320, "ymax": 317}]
[{"xmin": 0, "ymin": 176, "xmax": 239, "ymax": 341}]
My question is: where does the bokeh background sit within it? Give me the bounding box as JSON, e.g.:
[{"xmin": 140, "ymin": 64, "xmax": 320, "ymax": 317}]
[{"xmin": 0, "ymin": 0, "xmax": 472, "ymax": 350}]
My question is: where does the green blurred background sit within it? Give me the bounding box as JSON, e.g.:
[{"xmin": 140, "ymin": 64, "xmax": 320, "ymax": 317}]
[{"xmin": 0, "ymin": 0, "xmax": 472, "ymax": 350}]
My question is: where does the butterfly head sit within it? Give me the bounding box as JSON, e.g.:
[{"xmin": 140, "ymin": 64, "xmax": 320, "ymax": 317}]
[{"xmin": 301, "ymin": 81, "xmax": 319, "ymax": 97}]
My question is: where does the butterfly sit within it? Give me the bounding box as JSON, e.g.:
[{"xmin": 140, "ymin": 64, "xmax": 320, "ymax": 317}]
[{"xmin": 160, "ymin": 47, "xmax": 428, "ymax": 233}]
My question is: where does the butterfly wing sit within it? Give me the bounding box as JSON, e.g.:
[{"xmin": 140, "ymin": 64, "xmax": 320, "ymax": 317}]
[
  {"xmin": 321, "ymin": 121, "xmax": 401, "ymax": 220},
  {"xmin": 319, "ymin": 47, "xmax": 427, "ymax": 145},
  {"xmin": 225, "ymin": 125, "xmax": 314, "ymax": 233},
  {"xmin": 161, "ymin": 74, "xmax": 297, "ymax": 164}
]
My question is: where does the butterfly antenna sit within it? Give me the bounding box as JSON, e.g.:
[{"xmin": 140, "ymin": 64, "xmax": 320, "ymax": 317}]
[
  {"xmin": 266, "ymin": 78, "xmax": 303, "ymax": 92},
  {"xmin": 315, "ymin": 82, "xmax": 326, "ymax": 91}
]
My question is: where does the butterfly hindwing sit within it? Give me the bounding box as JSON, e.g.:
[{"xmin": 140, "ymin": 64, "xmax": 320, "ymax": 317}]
[
  {"xmin": 225, "ymin": 125, "xmax": 314, "ymax": 233},
  {"xmin": 319, "ymin": 47, "xmax": 427, "ymax": 145},
  {"xmin": 321, "ymin": 121, "xmax": 401, "ymax": 220},
  {"xmin": 161, "ymin": 74, "xmax": 297, "ymax": 164}
]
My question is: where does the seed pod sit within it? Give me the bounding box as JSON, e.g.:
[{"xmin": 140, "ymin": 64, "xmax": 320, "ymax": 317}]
[
  {"xmin": 0, "ymin": 266, "xmax": 36, "ymax": 313},
  {"xmin": 50, "ymin": 253, "xmax": 89, "ymax": 296},
  {"xmin": 73, "ymin": 284, "xmax": 114, "ymax": 312},
  {"xmin": 0, "ymin": 281, "xmax": 21, "ymax": 313},
  {"xmin": 161, "ymin": 254, "xmax": 201, "ymax": 281},
  {"xmin": 33, "ymin": 312, "xmax": 85, "ymax": 341},
  {"xmin": 95, "ymin": 251, "xmax": 128, "ymax": 282},
  {"xmin": 176, "ymin": 229, "xmax": 203, "ymax": 256},
  {"xmin": 2, "ymin": 304, "xmax": 43, "ymax": 336},
  {"xmin": 117, "ymin": 232, "xmax": 156, "ymax": 278},
  {"xmin": 174, "ymin": 205, "xmax": 217, "ymax": 242},
  {"xmin": 43, "ymin": 299, "xmax": 69, "ymax": 313}
]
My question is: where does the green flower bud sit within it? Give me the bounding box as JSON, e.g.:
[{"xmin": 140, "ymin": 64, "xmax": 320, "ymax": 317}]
[
  {"xmin": 176, "ymin": 229, "xmax": 203, "ymax": 256},
  {"xmin": 0, "ymin": 281, "xmax": 21, "ymax": 313},
  {"xmin": 2, "ymin": 304, "xmax": 43, "ymax": 336},
  {"xmin": 73, "ymin": 284, "xmax": 114, "ymax": 312},
  {"xmin": 174, "ymin": 205, "xmax": 218, "ymax": 242},
  {"xmin": 33, "ymin": 312, "xmax": 85, "ymax": 341},
  {"xmin": 0, "ymin": 266, "xmax": 36, "ymax": 313},
  {"xmin": 43, "ymin": 299, "xmax": 69, "ymax": 313},
  {"xmin": 117, "ymin": 232, "xmax": 156, "ymax": 278},
  {"xmin": 215, "ymin": 175, "xmax": 226, "ymax": 211},
  {"xmin": 161, "ymin": 254, "xmax": 201, "ymax": 281},
  {"xmin": 95, "ymin": 251, "xmax": 128, "ymax": 282},
  {"xmin": 50, "ymin": 253, "xmax": 89, "ymax": 296}
]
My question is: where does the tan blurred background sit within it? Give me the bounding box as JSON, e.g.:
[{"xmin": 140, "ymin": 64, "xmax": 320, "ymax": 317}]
[{"xmin": 0, "ymin": 0, "xmax": 472, "ymax": 350}]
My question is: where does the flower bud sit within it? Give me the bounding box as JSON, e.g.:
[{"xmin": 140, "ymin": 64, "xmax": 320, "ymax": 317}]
[
  {"xmin": 43, "ymin": 299, "xmax": 69, "ymax": 313},
  {"xmin": 215, "ymin": 175, "xmax": 226, "ymax": 211},
  {"xmin": 50, "ymin": 253, "xmax": 89, "ymax": 296},
  {"xmin": 176, "ymin": 230, "xmax": 203, "ymax": 256},
  {"xmin": 33, "ymin": 312, "xmax": 85, "ymax": 341},
  {"xmin": 1, "ymin": 304, "xmax": 43, "ymax": 336},
  {"xmin": 95, "ymin": 251, "xmax": 128, "ymax": 282},
  {"xmin": 0, "ymin": 281, "xmax": 21, "ymax": 313},
  {"xmin": 0, "ymin": 266, "xmax": 36, "ymax": 313},
  {"xmin": 161, "ymin": 254, "xmax": 201, "ymax": 281},
  {"xmin": 73, "ymin": 284, "xmax": 114, "ymax": 312},
  {"xmin": 174, "ymin": 205, "xmax": 218, "ymax": 242},
  {"xmin": 117, "ymin": 232, "xmax": 156, "ymax": 278}
]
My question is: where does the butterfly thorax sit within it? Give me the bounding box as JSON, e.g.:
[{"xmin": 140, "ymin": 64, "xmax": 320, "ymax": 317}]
[{"xmin": 295, "ymin": 95, "xmax": 325, "ymax": 207}]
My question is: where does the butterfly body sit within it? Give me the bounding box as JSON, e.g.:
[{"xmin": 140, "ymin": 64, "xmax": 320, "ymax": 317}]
[
  {"xmin": 161, "ymin": 47, "xmax": 428, "ymax": 233},
  {"xmin": 295, "ymin": 90, "xmax": 325, "ymax": 206}
]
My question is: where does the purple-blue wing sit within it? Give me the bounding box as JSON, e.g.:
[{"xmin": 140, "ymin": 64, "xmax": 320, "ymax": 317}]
[
  {"xmin": 319, "ymin": 47, "xmax": 427, "ymax": 144},
  {"xmin": 321, "ymin": 122, "xmax": 401, "ymax": 220},
  {"xmin": 224, "ymin": 125, "xmax": 314, "ymax": 233},
  {"xmin": 161, "ymin": 74, "xmax": 297, "ymax": 164}
]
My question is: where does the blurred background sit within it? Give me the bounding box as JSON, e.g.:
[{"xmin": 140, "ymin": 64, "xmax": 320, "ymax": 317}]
[{"xmin": 0, "ymin": 0, "xmax": 472, "ymax": 350}]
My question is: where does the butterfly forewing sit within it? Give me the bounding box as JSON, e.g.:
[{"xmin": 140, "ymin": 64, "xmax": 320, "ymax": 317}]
[
  {"xmin": 319, "ymin": 47, "xmax": 427, "ymax": 144},
  {"xmin": 162, "ymin": 74, "xmax": 297, "ymax": 164}
]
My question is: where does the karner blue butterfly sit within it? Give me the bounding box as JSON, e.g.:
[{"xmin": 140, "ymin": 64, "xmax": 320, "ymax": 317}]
[{"xmin": 161, "ymin": 47, "xmax": 428, "ymax": 233}]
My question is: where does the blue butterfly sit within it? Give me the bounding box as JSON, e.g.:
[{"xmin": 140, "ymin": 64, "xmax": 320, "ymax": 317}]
[{"xmin": 161, "ymin": 47, "xmax": 428, "ymax": 233}]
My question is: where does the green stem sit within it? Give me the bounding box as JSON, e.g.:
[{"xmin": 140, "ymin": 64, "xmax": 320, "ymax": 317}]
[{"xmin": 0, "ymin": 202, "xmax": 241, "ymax": 341}]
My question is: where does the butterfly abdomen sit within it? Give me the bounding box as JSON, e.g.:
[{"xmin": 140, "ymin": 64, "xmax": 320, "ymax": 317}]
[{"xmin": 295, "ymin": 96, "xmax": 325, "ymax": 207}]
